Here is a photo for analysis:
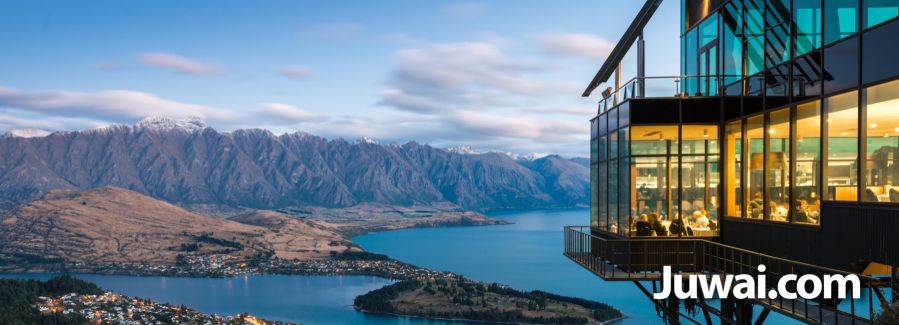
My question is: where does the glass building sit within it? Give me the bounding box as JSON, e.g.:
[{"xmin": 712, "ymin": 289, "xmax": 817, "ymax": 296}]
[{"xmin": 572, "ymin": 1, "xmax": 899, "ymax": 323}]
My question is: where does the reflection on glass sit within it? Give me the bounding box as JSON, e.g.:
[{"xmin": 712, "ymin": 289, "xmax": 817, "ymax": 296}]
[
  {"xmin": 794, "ymin": 101, "xmax": 821, "ymax": 224},
  {"xmin": 609, "ymin": 158, "xmax": 618, "ymax": 234},
  {"xmin": 795, "ymin": 0, "xmax": 823, "ymax": 56},
  {"xmin": 699, "ymin": 14, "xmax": 719, "ymax": 96},
  {"xmin": 591, "ymin": 137, "xmax": 598, "ymax": 227},
  {"xmin": 598, "ymin": 161, "xmax": 608, "ymax": 230},
  {"xmin": 824, "ymin": 0, "xmax": 859, "ymax": 45},
  {"xmin": 765, "ymin": 0, "xmax": 790, "ymax": 68},
  {"xmin": 634, "ymin": 156, "xmax": 669, "ymax": 221},
  {"xmin": 591, "ymin": 163, "xmax": 598, "ymax": 227},
  {"xmin": 619, "ymin": 157, "xmax": 630, "ymax": 236},
  {"xmin": 825, "ymin": 91, "xmax": 859, "ymax": 201},
  {"xmin": 631, "ymin": 126, "xmax": 677, "ymax": 155},
  {"xmin": 864, "ymin": 0, "xmax": 899, "ymax": 28},
  {"xmin": 747, "ymin": 115, "xmax": 765, "ymax": 218},
  {"xmin": 725, "ymin": 121, "xmax": 743, "ymax": 217},
  {"xmin": 864, "ymin": 79, "xmax": 899, "ymax": 202},
  {"xmin": 767, "ymin": 108, "xmax": 790, "ymax": 222},
  {"xmin": 722, "ymin": 0, "xmax": 743, "ymax": 87},
  {"xmin": 682, "ymin": 126, "xmax": 717, "ymax": 154},
  {"xmin": 746, "ymin": 0, "xmax": 765, "ymax": 75}
]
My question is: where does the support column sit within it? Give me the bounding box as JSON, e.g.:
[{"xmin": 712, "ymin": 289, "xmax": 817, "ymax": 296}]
[{"xmin": 637, "ymin": 32, "xmax": 645, "ymax": 98}]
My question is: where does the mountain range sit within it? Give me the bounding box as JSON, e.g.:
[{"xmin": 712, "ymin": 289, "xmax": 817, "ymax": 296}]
[{"xmin": 0, "ymin": 117, "xmax": 588, "ymax": 212}]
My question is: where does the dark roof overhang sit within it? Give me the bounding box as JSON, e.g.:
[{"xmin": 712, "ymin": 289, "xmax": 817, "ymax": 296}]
[{"xmin": 582, "ymin": 0, "xmax": 664, "ymax": 97}]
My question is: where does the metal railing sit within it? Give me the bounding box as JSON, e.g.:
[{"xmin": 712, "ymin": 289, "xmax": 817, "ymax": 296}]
[
  {"xmin": 596, "ymin": 75, "xmax": 813, "ymax": 113},
  {"xmin": 564, "ymin": 226, "xmax": 888, "ymax": 324}
]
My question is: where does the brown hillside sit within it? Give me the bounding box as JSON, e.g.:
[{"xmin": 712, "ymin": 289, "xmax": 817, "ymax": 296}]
[{"xmin": 0, "ymin": 187, "xmax": 352, "ymax": 265}]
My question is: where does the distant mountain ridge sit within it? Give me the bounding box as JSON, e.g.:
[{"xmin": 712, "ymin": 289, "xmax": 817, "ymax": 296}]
[{"xmin": 0, "ymin": 117, "xmax": 588, "ymax": 211}]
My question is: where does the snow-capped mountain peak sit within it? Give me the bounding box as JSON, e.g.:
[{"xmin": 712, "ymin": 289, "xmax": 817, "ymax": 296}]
[
  {"xmin": 357, "ymin": 136, "xmax": 379, "ymax": 144},
  {"xmin": 2, "ymin": 128, "xmax": 51, "ymax": 138},
  {"xmin": 446, "ymin": 146, "xmax": 480, "ymax": 155},
  {"xmin": 135, "ymin": 116, "xmax": 207, "ymax": 132}
]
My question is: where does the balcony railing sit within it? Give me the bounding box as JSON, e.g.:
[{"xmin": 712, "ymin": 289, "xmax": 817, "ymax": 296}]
[
  {"xmin": 564, "ymin": 226, "xmax": 889, "ymax": 324},
  {"xmin": 596, "ymin": 75, "xmax": 811, "ymax": 113}
]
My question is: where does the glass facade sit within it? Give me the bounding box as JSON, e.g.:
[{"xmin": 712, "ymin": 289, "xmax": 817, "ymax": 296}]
[
  {"xmin": 825, "ymin": 91, "xmax": 859, "ymax": 201},
  {"xmin": 794, "ymin": 101, "xmax": 821, "ymax": 224},
  {"xmin": 863, "ymin": 79, "xmax": 899, "ymax": 202},
  {"xmin": 591, "ymin": 0, "xmax": 899, "ymax": 235}
]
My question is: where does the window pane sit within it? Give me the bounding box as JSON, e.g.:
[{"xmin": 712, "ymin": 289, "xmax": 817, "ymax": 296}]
[
  {"xmin": 591, "ymin": 162, "xmax": 598, "ymax": 227},
  {"xmin": 683, "ymin": 125, "xmax": 718, "ymax": 154},
  {"xmin": 864, "ymin": 0, "xmax": 899, "ymax": 28},
  {"xmin": 795, "ymin": 0, "xmax": 823, "ymax": 56},
  {"xmin": 747, "ymin": 115, "xmax": 765, "ymax": 219},
  {"xmin": 609, "ymin": 159, "xmax": 619, "ymax": 234},
  {"xmin": 631, "ymin": 125, "xmax": 678, "ymax": 155},
  {"xmin": 795, "ymin": 101, "xmax": 822, "ymax": 224},
  {"xmin": 598, "ymin": 135, "xmax": 607, "ymax": 161},
  {"xmin": 610, "ymin": 130, "xmax": 619, "ymax": 159},
  {"xmin": 825, "ymin": 0, "xmax": 860, "ymax": 44},
  {"xmin": 825, "ymin": 91, "xmax": 859, "ymax": 201},
  {"xmin": 766, "ymin": 0, "xmax": 791, "ymax": 68},
  {"xmin": 685, "ymin": 28, "xmax": 699, "ymax": 95},
  {"xmin": 767, "ymin": 108, "xmax": 791, "ymax": 222},
  {"xmin": 823, "ymin": 37, "xmax": 860, "ymax": 94},
  {"xmin": 864, "ymin": 79, "xmax": 899, "ymax": 203},
  {"xmin": 746, "ymin": 0, "xmax": 766, "ymax": 75},
  {"xmin": 725, "ymin": 120, "xmax": 744, "ymax": 217},
  {"xmin": 682, "ymin": 155, "xmax": 710, "ymax": 229},
  {"xmin": 619, "ymin": 128, "xmax": 629, "ymax": 158},
  {"xmin": 635, "ymin": 156, "xmax": 670, "ymax": 221},
  {"xmin": 598, "ymin": 161, "xmax": 608, "ymax": 231},
  {"xmin": 619, "ymin": 157, "xmax": 630, "ymax": 236},
  {"xmin": 722, "ymin": 1, "xmax": 744, "ymax": 85}
]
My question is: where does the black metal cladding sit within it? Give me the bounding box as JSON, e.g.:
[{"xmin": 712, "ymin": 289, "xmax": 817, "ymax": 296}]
[{"xmin": 721, "ymin": 201, "xmax": 899, "ymax": 271}]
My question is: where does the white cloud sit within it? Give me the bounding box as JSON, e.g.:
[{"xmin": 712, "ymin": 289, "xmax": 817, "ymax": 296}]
[
  {"xmin": 443, "ymin": 2, "xmax": 486, "ymax": 15},
  {"xmin": 259, "ymin": 103, "xmax": 328, "ymax": 124},
  {"xmin": 136, "ymin": 52, "xmax": 220, "ymax": 76},
  {"xmin": 536, "ymin": 33, "xmax": 614, "ymax": 59},
  {"xmin": 301, "ymin": 22, "xmax": 361, "ymax": 40},
  {"xmin": 0, "ymin": 86, "xmax": 233, "ymax": 121},
  {"xmin": 277, "ymin": 66, "xmax": 312, "ymax": 80}
]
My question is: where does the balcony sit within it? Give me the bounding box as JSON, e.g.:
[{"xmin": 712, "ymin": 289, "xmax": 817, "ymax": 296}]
[
  {"xmin": 597, "ymin": 75, "xmax": 727, "ymax": 113},
  {"xmin": 563, "ymin": 226, "xmax": 890, "ymax": 324}
]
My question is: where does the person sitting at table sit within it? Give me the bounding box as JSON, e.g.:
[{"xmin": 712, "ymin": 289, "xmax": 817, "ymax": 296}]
[
  {"xmin": 669, "ymin": 218, "xmax": 691, "ymax": 236},
  {"xmin": 650, "ymin": 213, "xmax": 668, "ymax": 236},
  {"xmin": 690, "ymin": 210, "xmax": 709, "ymax": 229},
  {"xmin": 749, "ymin": 191, "xmax": 764, "ymax": 219},
  {"xmin": 635, "ymin": 217, "xmax": 654, "ymax": 236}
]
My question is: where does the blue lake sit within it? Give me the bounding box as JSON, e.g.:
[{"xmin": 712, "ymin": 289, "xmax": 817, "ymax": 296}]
[{"xmin": 2, "ymin": 209, "xmax": 798, "ymax": 324}]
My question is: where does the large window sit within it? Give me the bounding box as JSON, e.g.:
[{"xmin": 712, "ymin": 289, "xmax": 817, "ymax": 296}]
[
  {"xmin": 767, "ymin": 108, "xmax": 791, "ymax": 222},
  {"xmin": 765, "ymin": 0, "xmax": 791, "ymax": 68},
  {"xmin": 794, "ymin": 101, "xmax": 821, "ymax": 224},
  {"xmin": 682, "ymin": 125, "xmax": 720, "ymax": 229},
  {"xmin": 725, "ymin": 120, "xmax": 744, "ymax": 217},
  {"xmin": 746, "ymin": 0, "xmax": 766, "ymax": 75},
  {"xmin": 795, "ymin": 0, "xmax": 823, "ymax": 56},
  {"xmin": 864, "ymin": 0, "xmax": 899, "ymax": 28},
  {"xmin": 824, "ymin": 0, "xmax": 859, "ymax": 45},
  {"xmin": 864, "ymin": 79, "xmax": 899, "ymax": 202},
  {"xmin": 825, "ymin": 91, "xmax": 859, "ymax": 201},
  {"xmin": 746, "ymin": 115, "xmax": 765, "ymax": 219},
  {"xmin": 722, "ymin": 0, "xmax": 743, "ymax": 87}
]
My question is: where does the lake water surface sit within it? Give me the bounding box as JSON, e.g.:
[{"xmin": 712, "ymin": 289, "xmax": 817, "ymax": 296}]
[{"xmin": 4, "ymin": 209, "xmax": 797, "ymax": 324}]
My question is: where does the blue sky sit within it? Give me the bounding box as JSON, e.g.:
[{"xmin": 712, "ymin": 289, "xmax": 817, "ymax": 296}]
[{"xmin": 0, "ymin": 0, "xmax": 680, "ymax": 157}]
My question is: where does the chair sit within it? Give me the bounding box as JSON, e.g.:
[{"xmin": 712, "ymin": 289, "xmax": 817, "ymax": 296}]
[{"xmin": 864, "ymin": 189, "xmax": 879, "ymax": 202}]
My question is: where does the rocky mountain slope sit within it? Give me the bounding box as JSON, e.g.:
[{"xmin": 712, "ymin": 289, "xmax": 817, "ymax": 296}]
[
  {"xmin": 0, "ymin": 187, "xmax": 354, "ymax": 266},
  {"xmin": 0, "ymin": 117, "xmax": 588, "ymax": 211}
]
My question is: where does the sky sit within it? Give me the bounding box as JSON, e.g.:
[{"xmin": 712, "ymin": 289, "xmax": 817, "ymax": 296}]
[{"xmin": 0, "ymin": 0, "xmax": 681, "ymax": 157}]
